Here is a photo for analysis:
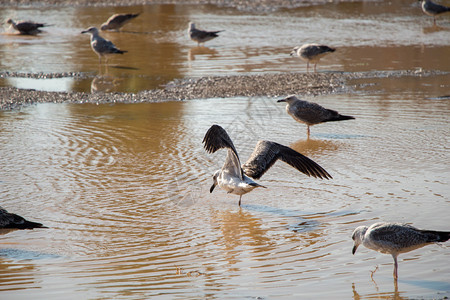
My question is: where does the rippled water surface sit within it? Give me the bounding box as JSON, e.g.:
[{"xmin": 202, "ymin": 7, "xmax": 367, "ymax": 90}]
[
  {"xmin": 1, "ymin": 1, "xmax": 450, "ymax": 299},
  {"xmin": 0, "ymin": 73, "xmax": 449, "ymax": 299},
  {"xmin": 0, "ymin": 1, "xmax": 449, "ymax": 92}
]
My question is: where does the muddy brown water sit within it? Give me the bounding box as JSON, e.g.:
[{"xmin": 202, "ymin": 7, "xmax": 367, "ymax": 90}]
[
  {"xmin": 0, "ymin": 1, "xmax": 449, "ymax": 92},
  {"xmin": 0, "ymin": 1, "xmax": 450, "ymax": 299}
]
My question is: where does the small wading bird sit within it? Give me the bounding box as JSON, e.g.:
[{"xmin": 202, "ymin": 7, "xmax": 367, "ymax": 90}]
[
  {"xmin": 188, "ymin": 22, "xmax": 223, "ymax": 46},
  {"xmin": 101, "ymin": 13, "xmax": 140, "ymax": 31},
  {"xmin": 1, "ymin": 206, "xmax": 46, "ymax": 229},
  {"xmin": 203, "ymin": 125, "xmax": 332, "ymax": 206},
  {"xmin": 291, "ymin": 44, "xmax": 336, "ymax": 73},
  {"xmin": 419, "ymin": 0, "xmax": 450, "ymax": 26},
  {"xmin": 5, "ymin": 18, "xmax": 50, "ymax": 35},
  {"xmin": 81, "ymin": 27, "xmax": 127, "ymax": 65},
  {"xmin": 352, "ymin": 222, "xmax": 450, "ymax": 280},
  {"xmin": 277, "ymin": 95, "xmax": 355, "ymax": 138}
]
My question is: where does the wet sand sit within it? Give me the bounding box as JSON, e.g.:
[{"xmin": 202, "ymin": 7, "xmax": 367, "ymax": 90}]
[{"xmin": 0, "ymin": 70, "xmax": 439, "ymax": 110}]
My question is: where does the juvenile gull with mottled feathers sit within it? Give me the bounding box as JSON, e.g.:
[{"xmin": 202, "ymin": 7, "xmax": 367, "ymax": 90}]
[
  {"xmin": 352, "ymin": 222, "xmax": 450, "ymax": 279},
  {"xmin": 101, "ymin": 13, "xmax": 140, "ymax": 31},
  {"xmin": 278, "ymin": 95, "xmax": 355, "ymax": 138},
  {"xmin": 6, "ymin": 18, "xmax": 49, "ymax": 35},
  {"xmin": 188, "ymin": 22, "xmax": 223, "ymax": 46}
]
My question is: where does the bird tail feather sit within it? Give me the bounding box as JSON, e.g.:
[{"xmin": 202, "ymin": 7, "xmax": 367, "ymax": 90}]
[{"xmin": 421, "ymin": 230, "xmax": 450, "ymax": 243}]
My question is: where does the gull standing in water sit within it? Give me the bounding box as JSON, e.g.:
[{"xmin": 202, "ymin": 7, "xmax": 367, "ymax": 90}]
[
  {"xmin": 5, "ymin": 18, "xmax": 49, "ymax": 35},
  {"xmin": 291, "ymin": 44, "xmax": 336, "ymax": 73},
  {"xmin": 278, "ymin": 95, "xmax": 355, "ymax": 138},
  {"xmin": 0, "ymin": 206, "xmax": 46, "ymax": 229},
  {"xmin": 188, "ymin": 22, "xmax": 223, "ymax": 46},
  {"xmin": 203, "ymin": 125, "xmax": 332, "ymax": 206},
  {"xmin": 419, "ymin": 0, "xmax": 450, "ymax": 26},
  {"xmin": 101, "ymin": 13, "xmax": 140, "ymax": 31},
  {"xmin": 352, "ymin": 222, "xmax": 450, "ymax": 280},
  {"xmin": 81, "ymin": 27, "xmax": 127, "ymax": 65}
]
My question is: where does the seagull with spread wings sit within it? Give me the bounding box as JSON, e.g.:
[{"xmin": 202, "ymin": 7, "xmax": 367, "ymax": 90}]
[{"xmin": 203, "ymin": 125, "xmax": 332, "ymax": 206}]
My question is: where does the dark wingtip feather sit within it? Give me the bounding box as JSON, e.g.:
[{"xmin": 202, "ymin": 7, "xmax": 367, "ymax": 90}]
[
  {"xmin": 337, "ymin": 114, "xmax": 355, "ymax": 121},
  {"xmin": 436, "ymin": 231, "xmax": 450, "ymax": 243},
  {"xmin": 15, "ymin": 221, "xmax": 47, "ymax": 230}
]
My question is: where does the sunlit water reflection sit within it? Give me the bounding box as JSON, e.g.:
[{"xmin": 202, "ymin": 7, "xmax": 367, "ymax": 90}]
[
  {"xmin": 0, "ymin": 1, "xmax": 449, "ymax": 92},
  {"xmin": 0, "ymin": 73, "xmax": 449, "ymax": 298}
]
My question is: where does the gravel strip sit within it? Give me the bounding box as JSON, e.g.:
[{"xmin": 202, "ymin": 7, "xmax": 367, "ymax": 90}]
[{"xmin": 0, "ymin": 69, "xmax": 440, "ymax": 111}]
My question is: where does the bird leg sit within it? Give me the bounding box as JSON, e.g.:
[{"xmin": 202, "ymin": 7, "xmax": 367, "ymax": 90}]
[
  {"xmin": 314, "ymin": 63, "xmax": 317, "ymax": 73},
  {"xmin": 370, "ymin": 265, "xmax": 379, "ymax": 281},
  {"xmin": 393, "ymin": 255, "xmax": 398, "ymax": 280},
  {"xmin": 307, "ymin": 125, "xmax": 311, "ymax": 138},
  {"xmin": 306, "ymin": 62, "xmax": 310, "ymax": 73},
  {"xmin": 238, "ymin": 195, "xmax": 242, "ymax": 207}
]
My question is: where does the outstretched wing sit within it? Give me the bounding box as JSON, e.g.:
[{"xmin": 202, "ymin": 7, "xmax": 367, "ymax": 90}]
[
  {"xmin": 242, "ymin": 140, "xmax": 332, "ymax": 180},
  {"xmin": 202, "ymin": 125, "xmax": 243, "ymax": 179}
]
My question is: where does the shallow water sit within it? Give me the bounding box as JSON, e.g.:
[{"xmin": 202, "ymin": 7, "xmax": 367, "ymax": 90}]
[
  {"xmin": 0, "ymin": 73, "xmax": 449, "ymax": 299},
  {"xmin": 1, "ymin": 1, "xmax": 450, "ymax": 299},
  {"xmin": 0, "ymin": 1, "xmax": 450, "ymax": 92}
]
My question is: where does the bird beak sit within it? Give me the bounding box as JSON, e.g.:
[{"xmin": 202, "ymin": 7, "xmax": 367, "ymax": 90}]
[
  {"xmin": 352, "ymin": 245, "xmax": 358, "ymax": 255},
  {"xmin": 277, "ymin": 98, "xmax": 286, "ymax": 103},
  {"xmin": 210, "ymin": 183, "xmax": 216, "ymax": 193},
  {"xmin": 81, "ymin": 30, "xmax": 87, "ymax": 34}
]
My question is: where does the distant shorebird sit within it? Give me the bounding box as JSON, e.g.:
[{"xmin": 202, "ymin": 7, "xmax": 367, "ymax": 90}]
[
  {"xmin": 101, "ymin": 13, "xmax": 140, "ymax": 31},
  {"xmin": 0, "ymin": 207, "xmax": 46, "ymax": 229},
  {"xmin": 5, "ymin": 18, "xmax": 49, "ymax": 35},
  {"xmin": 203, "ymin": 125, "xmax": 332, "ymax": 206},
  {"xmin": 188, "ymin": 22, "xmax": 223, "ymax": 46},
  {"xmin": 291, "ymin": 44, "xmax": 336, "ymax": 73},
  {"xmin": 352, "ymin": 222, "xmax": 450, "ymax": 279},
  {"xmin": 278, "ymin": 95, "xmax": 355, "ymax": 138},
  {"xmin": 419, "ymin": 0, "xmax": 450, "ymax": 25},
  {"xmin": 81, "ymin": 27, "xmax": 127, "ymax": 64}
]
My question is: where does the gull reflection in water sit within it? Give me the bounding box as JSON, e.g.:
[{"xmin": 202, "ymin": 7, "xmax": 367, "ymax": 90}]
[
  {"xmin": 352, "ymin": 280, "xmax": 406, "ymax": 300},
  {"xmin": 91, "ymin": 75, "xmax": 122, "ymax": 93},
  {"xmin": 188, "ymin": 46, "xmax": 219, "ymax": 61},
  {"xmin": 289, "ymin": 138, "xmax": 339, "ymax": 157},
  {"xmin": 422, "ymin": 24, "xmax": 449, "ymax": 34}
]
